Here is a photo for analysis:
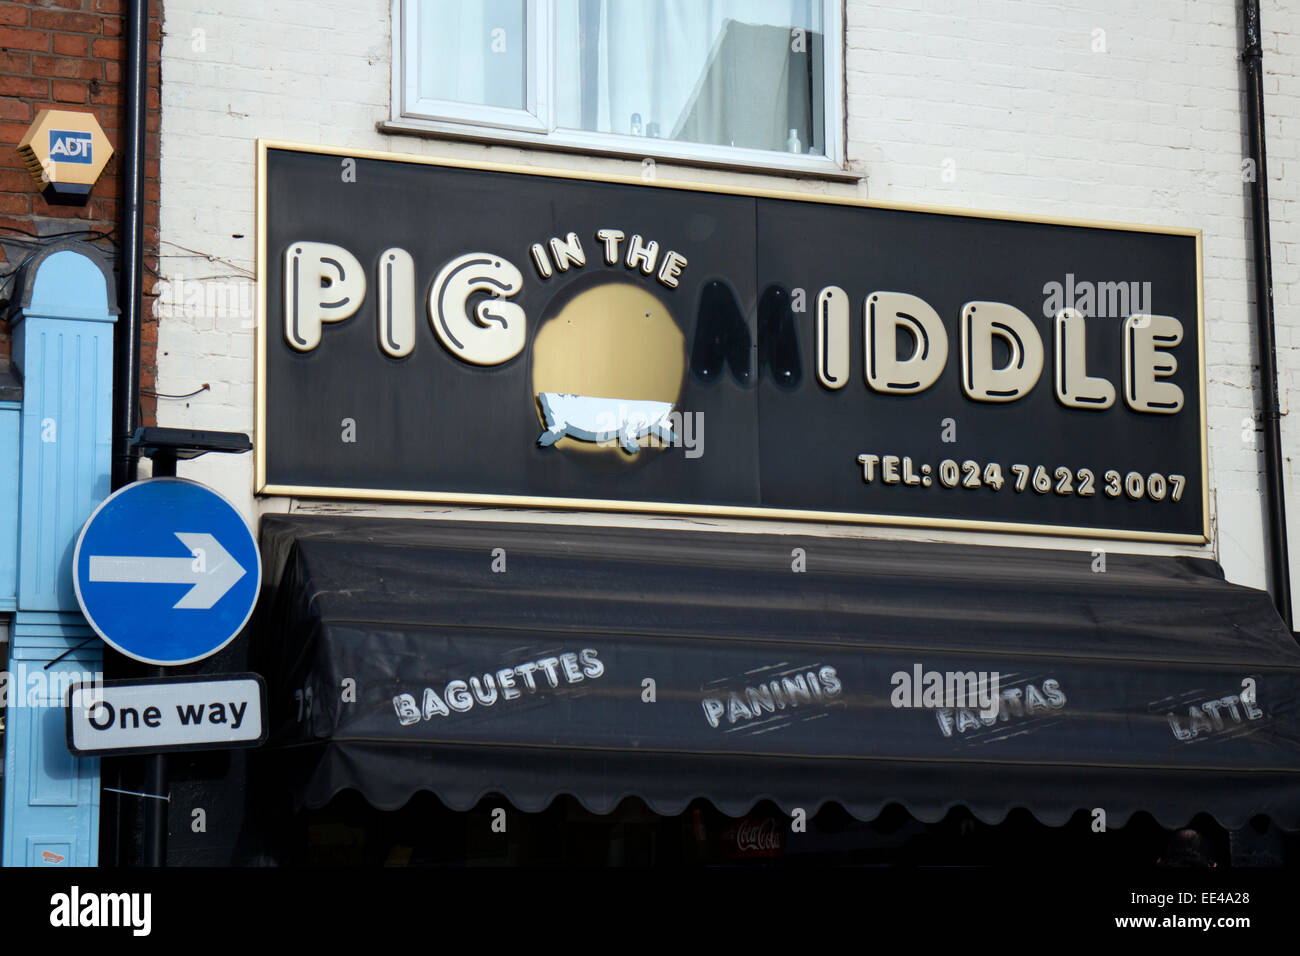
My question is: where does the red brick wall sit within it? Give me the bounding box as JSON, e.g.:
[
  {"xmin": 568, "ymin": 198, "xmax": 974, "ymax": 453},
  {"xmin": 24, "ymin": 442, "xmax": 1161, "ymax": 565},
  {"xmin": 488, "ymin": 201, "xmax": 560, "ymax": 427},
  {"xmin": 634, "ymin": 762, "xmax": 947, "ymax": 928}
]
[{"xmin": 0, "ymin": 0, "xmax": 161, "ymax": 425}]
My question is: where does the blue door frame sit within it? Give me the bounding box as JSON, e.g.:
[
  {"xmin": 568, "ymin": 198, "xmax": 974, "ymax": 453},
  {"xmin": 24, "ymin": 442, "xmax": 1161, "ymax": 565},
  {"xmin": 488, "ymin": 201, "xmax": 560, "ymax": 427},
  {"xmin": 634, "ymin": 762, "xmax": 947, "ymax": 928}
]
[{"xmin": 2, "ymin": 241, "xmax": 118, "ymax": 867}]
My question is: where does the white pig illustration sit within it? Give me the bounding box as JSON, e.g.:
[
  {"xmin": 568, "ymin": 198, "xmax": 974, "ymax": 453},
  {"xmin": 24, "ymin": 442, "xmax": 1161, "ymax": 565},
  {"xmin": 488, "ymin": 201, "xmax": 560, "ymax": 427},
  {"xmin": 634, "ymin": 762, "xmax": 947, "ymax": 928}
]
[{"xmin": 537, "ymin": 392, "xmax": 677, "ymax": 454}]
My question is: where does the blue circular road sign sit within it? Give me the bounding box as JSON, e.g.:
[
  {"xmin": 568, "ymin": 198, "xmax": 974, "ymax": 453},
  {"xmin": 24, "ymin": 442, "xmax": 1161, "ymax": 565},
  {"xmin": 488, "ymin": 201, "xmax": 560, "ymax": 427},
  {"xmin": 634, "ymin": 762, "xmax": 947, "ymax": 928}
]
[{"xmin": 73, "ymin": 478, "xmax": 261, "ymax": 666}]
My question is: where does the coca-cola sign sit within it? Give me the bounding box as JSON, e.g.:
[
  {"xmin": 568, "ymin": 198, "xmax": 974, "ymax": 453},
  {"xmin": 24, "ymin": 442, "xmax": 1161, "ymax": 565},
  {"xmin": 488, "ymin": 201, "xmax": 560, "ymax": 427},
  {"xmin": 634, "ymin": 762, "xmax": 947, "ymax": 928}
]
[{"xmin": 722, "ymin": 816, "xmax": 785, "ymax": 858}]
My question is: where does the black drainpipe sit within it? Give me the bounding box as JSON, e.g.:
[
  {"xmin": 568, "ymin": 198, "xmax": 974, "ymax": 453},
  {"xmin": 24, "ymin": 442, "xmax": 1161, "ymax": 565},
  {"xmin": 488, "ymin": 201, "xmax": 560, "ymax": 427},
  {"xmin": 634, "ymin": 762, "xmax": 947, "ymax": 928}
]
[
  {"xmin": 112, "ymin": 0, "xmax": 149, "ymax": 491},
  {"xmin": 106, "ymin": 0, "xmax": 150, "ymax": 869},
  {"xmin": 1241, "ymin": 0, "xmax": 1292, "ymax": 629}
]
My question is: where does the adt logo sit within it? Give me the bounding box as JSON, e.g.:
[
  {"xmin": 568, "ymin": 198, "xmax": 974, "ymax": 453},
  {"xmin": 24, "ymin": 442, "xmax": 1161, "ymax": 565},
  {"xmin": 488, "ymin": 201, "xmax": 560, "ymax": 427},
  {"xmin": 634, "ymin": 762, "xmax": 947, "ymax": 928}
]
[{"xmin": 49, "ymin": 129, "xmax": 93, "ymax": 164}]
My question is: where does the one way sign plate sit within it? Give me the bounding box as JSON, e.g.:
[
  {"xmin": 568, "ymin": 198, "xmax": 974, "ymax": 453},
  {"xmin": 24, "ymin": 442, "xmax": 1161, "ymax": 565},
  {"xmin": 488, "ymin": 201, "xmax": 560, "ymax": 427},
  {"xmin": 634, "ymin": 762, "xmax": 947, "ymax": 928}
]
[{"xmin": 66, "ymin": 674, "xmax": 267, "ymax": 757}]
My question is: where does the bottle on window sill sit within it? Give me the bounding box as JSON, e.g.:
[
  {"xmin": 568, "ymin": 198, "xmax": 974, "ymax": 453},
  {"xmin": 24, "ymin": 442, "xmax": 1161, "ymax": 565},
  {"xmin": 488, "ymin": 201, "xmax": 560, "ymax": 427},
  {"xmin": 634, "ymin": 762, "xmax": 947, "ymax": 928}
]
[
  {"xmin": 786, "ymin": 128, "xmax": 802, "ymax": 153},
  {"xmin": 630, "ymin": 112, "xmax": 643, "ymax": 136}
]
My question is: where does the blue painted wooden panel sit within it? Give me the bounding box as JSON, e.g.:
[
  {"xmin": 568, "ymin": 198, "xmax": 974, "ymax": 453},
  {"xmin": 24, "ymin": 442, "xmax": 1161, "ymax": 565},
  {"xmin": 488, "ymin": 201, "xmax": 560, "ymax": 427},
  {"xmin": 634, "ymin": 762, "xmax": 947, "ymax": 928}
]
[
  {"xmin": 0, "ymin": 401, "xmax": 18, "ymax": 611},
  {"xmin": 25, "ymin": 248, "xmax": 114, "ymax": 320},
  {"xmin": 2, "ymin": 245, "xmax": 115, "ymax": 868},
  {"xmin": 12, "ymin": 320, "xmax": 114, "ymax": 612},
  {"xmin": 27, "ymin": 690, "xmax": 79, "ymax": 806},
  {"xmin": 2, "ymin": 624, "xmax": 101, "ymax": 867}
]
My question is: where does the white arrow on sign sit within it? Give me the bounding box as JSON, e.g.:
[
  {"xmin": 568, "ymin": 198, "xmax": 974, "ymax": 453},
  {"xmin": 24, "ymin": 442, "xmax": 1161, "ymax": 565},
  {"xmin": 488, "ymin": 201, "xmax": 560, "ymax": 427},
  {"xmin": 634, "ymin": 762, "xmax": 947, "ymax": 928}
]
[{"xmin": 88, "ymin": 532, "xmax": 246, "ymax": 610}]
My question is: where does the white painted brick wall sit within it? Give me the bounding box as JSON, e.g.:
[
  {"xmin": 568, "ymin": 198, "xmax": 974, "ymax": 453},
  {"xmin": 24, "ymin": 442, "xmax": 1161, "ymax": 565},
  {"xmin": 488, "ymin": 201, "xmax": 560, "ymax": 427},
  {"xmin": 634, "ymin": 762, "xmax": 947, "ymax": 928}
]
[{"xmin": 156, "ymin": 0, "xmax": 1300, "ymax": 597}]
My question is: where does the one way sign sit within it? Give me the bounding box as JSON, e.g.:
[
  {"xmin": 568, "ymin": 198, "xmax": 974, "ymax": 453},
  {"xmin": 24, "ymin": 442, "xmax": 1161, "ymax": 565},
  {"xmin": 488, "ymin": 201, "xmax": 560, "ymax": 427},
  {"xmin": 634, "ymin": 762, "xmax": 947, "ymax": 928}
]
[
  {"xmin": 73, "ymin": 478, "xmax": 262, "ymax": 665},
  {"xmin": 66, "ymin": 675, "xmax": 267, "ymax": 757}
]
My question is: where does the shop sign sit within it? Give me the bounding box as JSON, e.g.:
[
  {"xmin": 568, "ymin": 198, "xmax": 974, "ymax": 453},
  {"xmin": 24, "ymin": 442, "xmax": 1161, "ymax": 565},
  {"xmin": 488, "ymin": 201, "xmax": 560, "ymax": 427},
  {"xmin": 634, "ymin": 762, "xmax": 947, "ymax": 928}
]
[{"xmin": 258, "ymin": 142, "xmax": 1206, "ymax": 541}]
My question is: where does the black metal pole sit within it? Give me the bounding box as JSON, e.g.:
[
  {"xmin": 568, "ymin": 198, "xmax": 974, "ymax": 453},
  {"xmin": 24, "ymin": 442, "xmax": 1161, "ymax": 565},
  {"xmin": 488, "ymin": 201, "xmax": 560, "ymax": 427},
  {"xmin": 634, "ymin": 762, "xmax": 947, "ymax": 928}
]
[
  {"xmin": 142, "ymin": 664, "xmax": 169, "ymax": 867},
  {"xmin": 141, "ymin": 450, "xmax": 175, "ymax": 867},
  {"xmin": 112, "ymin": 0, "xmax": 148, "ymax": 491},
  {"xmin": 1241, "ymin": 0, "xmax": 1292, "ymax": 630}
]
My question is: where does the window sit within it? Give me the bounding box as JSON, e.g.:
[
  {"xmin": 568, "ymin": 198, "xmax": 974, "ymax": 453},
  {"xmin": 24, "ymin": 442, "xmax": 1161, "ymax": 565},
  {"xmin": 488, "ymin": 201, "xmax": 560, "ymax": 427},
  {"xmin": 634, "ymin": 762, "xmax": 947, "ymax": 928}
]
[{"xmin": 391, "ymin": 0, "xmax": 846, "ymax": 176}]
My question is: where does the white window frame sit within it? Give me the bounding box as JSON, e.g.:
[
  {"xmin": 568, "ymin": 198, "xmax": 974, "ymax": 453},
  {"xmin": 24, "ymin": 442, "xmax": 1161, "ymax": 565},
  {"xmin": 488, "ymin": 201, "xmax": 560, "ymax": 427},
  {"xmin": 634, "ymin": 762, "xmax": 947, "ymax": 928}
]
[
  {"xmin": 388, "ymin": 0, "xmax": 848, "ymax": 178},
  {"xmin": 400, "ymin": 0, "xmax": 550, "ymax": 134}
]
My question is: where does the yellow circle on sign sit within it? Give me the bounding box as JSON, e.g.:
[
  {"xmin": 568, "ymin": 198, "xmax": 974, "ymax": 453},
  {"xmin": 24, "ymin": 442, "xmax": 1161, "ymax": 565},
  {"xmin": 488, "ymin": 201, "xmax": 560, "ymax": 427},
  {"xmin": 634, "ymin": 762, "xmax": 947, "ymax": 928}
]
[{"xmin": 531, "ymin": 279, "xmax": 685, "ymax": 457}]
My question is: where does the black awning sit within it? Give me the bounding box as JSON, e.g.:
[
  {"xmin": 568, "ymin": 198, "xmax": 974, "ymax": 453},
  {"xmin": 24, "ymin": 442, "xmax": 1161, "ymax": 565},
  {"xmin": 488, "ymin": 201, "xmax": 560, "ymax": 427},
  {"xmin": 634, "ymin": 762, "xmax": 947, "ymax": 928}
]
[{"xmin": 255, "ymin": 515, "xmax": 1300, "ymax": 830}]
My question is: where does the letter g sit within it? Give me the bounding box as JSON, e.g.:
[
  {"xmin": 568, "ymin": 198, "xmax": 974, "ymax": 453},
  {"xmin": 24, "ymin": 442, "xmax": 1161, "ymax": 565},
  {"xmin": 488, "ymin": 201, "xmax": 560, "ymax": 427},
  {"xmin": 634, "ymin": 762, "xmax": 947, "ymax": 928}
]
[{"xmin": 429, "ymin": 253, "xmax": 526, "ymax": 366}]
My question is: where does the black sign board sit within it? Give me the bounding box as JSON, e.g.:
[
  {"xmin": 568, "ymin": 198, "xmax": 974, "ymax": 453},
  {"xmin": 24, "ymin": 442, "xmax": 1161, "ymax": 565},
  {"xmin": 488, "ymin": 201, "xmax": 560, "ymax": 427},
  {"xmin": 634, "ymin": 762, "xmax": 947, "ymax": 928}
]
[{"xmin": 257, "ymin": 141, "xmax": 1207, "ymax": 541}]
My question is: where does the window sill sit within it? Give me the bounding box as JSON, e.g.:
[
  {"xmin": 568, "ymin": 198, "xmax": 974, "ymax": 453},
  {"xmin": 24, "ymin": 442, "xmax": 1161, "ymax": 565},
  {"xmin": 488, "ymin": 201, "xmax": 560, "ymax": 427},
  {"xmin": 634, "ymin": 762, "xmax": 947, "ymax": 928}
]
[{"xmin": 376, "ymin": 119, "xmax": 864, "ymax": 184}]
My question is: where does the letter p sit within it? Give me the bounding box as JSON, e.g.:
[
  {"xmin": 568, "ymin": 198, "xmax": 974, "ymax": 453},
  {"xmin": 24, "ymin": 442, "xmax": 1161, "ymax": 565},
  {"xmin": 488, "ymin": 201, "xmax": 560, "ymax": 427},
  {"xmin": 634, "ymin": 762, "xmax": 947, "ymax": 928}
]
[
  {"xmin": 285, "ymin": 241, "xmax": 366, "ymax": 352},
  {"xmin": 702, "ymin": 697, "xmax": 724, "ymax": 728}
]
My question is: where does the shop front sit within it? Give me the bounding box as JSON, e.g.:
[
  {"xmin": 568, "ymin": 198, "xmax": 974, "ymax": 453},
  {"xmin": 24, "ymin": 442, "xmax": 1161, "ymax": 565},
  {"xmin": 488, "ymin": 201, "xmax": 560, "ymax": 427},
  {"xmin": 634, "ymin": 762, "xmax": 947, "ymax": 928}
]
[
  {"xmin": 248, "ymin": 516, "xmax": 1300, "ymax": 866},
  {"xmin": 194, "ymin": 140, "xmax": 1300, "ymax": 866}
]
